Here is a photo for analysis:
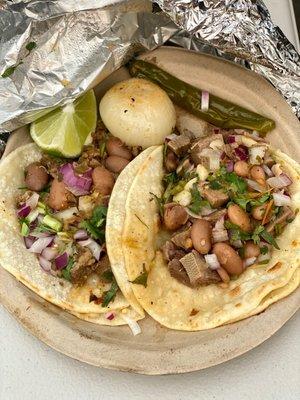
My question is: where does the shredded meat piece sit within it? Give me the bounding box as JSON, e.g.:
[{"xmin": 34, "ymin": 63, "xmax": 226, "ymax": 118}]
[
  {"xmin": 171, "ymin": 227, "xmax": 193, "ymax": 250},
  {"xmin": 16, "ymin": 190, "xmax": 33, "ymax": 207},
  {"xmin": 40, "ymin": 154, "xmax": 64, "ymax": 179},
  {"xmin": 71, "ymin": 247, "xmax": 96, "ymax": 285},
  {"xmin": 167, "ymin": 135, "xmax": 191, "ymax": 156},
  {"xmin": 179, "ymin": 250, "xmax": 221, "ymax": 287},
  {"xmin": 201, "ymin": 186, "xmax": 229, "ymax": 208},
  {"xmin": 161, "ymin": 241, "xmax": 186, "ymax": 262},
  {"xmin": 168, "ymin": 259, "xmax": 190, "ymax": 286},
  {"xmin": 203, "ymin": 209, "xmax": 227, "ymax": 223},
  {"xmin": 190, "ymin": 134, "xmax": 223, "ymax": 165}
]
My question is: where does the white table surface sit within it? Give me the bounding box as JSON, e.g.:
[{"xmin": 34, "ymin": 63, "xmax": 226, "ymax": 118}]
[{"xmin": 1, "ymin": 1, "xmax": 299, "ymax": 399}]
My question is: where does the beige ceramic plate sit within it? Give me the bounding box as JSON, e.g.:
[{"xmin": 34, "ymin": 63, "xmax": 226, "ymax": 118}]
[{"xmin": 0, "ymin": 47, "xmax": 299, "ymax": 375}]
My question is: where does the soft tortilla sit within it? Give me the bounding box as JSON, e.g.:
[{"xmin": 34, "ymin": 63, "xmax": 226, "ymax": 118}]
[
  {"xmin": 0, "ymin": 143, "xmax": 138, "ymax": 319},
  {"xmin": 106, "ymin": 145, "xmax": 158, "ymax": 317},
  {"xmin": 122, "ymin": 146, "xmax": 300, "ymax": 331}
]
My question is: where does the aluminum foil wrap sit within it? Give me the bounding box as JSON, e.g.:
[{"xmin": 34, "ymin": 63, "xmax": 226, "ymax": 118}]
[{"xmin": 0, "ymin": 0, "xmax": 299, "ymax": 138}]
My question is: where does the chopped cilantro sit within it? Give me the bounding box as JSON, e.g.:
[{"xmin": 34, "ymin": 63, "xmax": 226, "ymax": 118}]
[
  {"xmin": 188, "ymin": 183, "xmax": 209, "ymax": 214},
  {"xmin": 102, "ymin": 279, "xmax": 118, "ymax": 307},
  {"xmin": 260, "ymin": 245, "xmax": 269, "ymax": 255},
  {"xmin": 130, "ymin": 271, "xmax": 148, "ymax": 288},
  {"xmin": 224, "ymin": 221, "xmax": 251, "ymax": 242},
  {"xmin": 80, "ymin": 205, "xmax": 107, "ymax": 242},
  {"xmin": 62, "ymin": 258, "xmax": 74, "ymax": 281},
  {"xmin": 252, "ymin": 225, "xmax": 265, "ymax": 244},
  {"xmin": 150, "ymin": 192, "xmax": 164, "ymax": 217},
  {"xmin": 26, "ymin": 41, "xmax": 37, "ymax": 51},
  {"xmin": 101, "ymin": 270, "xmax": 114, "ymax": 282},
  {"xmin": 260, "ymin": 229, "xmax": 280, "ymax": 250},
  {"xmin": 210, "ymin": 180, "xmax": 222, "ymax": 190},
  {"xmin": 224, "ymin": 172, "xmax": 247, "ymax": 194}
]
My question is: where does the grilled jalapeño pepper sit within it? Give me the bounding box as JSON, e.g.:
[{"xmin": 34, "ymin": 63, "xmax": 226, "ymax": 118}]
[{"xmin": 128, "ymin": 60, "xmax": 275, "ymax": 135}]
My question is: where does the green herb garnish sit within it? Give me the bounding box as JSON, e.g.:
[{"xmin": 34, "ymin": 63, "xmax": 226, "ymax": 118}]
[
  {"xmin": 80, "ymin": 205, "xmax": 107, "ymax": 242},
  {"xmin": 261, "ymin": 229, "xmax": 280, "ymax": 249},
  {"xmin": 260, "ymin": 245, "xmax": 269, "ymax": 255},
  {"xmin": 130, "ymin": 271, "xmax": 148, "ymax": 288},
  {"xmin": 21, "ymin": 222, "xmax": 30, "ymax": 237},
  {"xmin": 101, "ymin": 270, "xmax": 114, "ymax": 282},
  {"xmin": 62, "ymin": 258, "xmax": 75, "ymax": 281},
  {"xmin": 150, "ymin": 192, "xmax": 164, "ymax": 217},
  {"xmin": 26, "ymin": 41, "xmax": 37, "ymax": 51},
  {"xmin": 102, "ymin": 279, "xmax": 119, "ymax": 307},
  {"xmin": 188, "ymin": 183, "xmax": 209, "ymax": 214}
]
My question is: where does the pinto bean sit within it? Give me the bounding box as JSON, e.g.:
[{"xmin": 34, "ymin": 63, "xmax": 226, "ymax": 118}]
[
  {"xmin": 48, "ymin": 179, "xmax": 69, "ymax": 211},
  {"xmin": 106, "ymin": 137, "xmax": 132, "ymax": 160},
  {"xmin": 213, "ymin": 242, "xmax": 243, "ymax": 275},
  {"xmin": 250, "ymin": 165, "xmax": 266, "ymax": 185},
  {"xmin": 191, "ymin": 219, "xmax": 212, "ymax": 254},
  {"xmin": 163, "ymin": 203, "xmax": 188, "ymax": 231},
  {"xmin": 244, "ymin": 241, "xmax": 260, "ymax": 258},
  {"xmin": 165, "ymin": 150, "xmax": 178, "ymax": 172},
  {"xmin": 92, "ymin": 166, "xmax": 115, "ymax": 195},
  {"xmin": 105, "ymin": 156, "xmax": 130, "ymax": 173},
  {"xmin": 234, "ymin": 161, "xmax": 249, "ymax": 177},
  {"xmin": 228, "ymin": 204, "xmax": 251, "ymax": 232},
  {"xmin": 25, "ymin": 162, "xmax": 49, "ymax": 191},
  {"xmin": 216, "ymin": 267, "xmax": 230, "ymax": 283}
]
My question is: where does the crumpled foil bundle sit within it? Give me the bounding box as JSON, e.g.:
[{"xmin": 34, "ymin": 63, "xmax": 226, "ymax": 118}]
[{"xmin": 0, "ymin": 0, "xmax": 299, "ymax": 149}]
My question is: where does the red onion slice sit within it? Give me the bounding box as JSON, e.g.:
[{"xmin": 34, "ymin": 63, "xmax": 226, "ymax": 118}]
[
  {"xmin": 262, "ymin": 164, "xmax": 273, "ymax": 177},
  {"xmin": 273, "ymin": 192, "xmax": 292, "ymax": 206},
  {"xmin": 204, "ymin": 254, "xmax": 221, "ymax": 270},
  {"xmin": 42, "ymin": 247, "xmax": 58, "ymax": 261},
  {"xmin": 227, "ymin": 135, "xmax": 236, "ymax": 144},
  {"xmin": 74, "ymin": 229, "xmax": 89, "ymax": 240},
  {"xmin": 235, "ymin": 145, "xmax": 248, "ymax": 161},
  {"xmin": 26, "ymin": 192, "xmax": 39, "ymax": 209},
  {"xmin": 28, "ymin": 236, "xmax": 54, "ymax": 253},
  {"xmin": 24, "ymin": 236, "xmax": 35, "ymax": 249},
  {"xmin": 17, "ymin": 204, "xmax": 31, "ymax": 218},
  {"xmin": 38, "ymin": 255, "xmax": 52, "ymax": 273},
  {"xmin": 55, "ymin": 252, "xmax": 69, "ymax": 270},
  {"xmin": 105, "ymin": 312, "xmax": 115, "ymax": 321},
  {"xmin": 201, "ymin": 90, "xmax": 209, "ymax": 111},
  {"xmin": 267, "ymin": 174, "xmax": 292, "ymax": 189},
  {"xmin": 60, "ymin": 163, "xmax": 92, "ymax": 196}
]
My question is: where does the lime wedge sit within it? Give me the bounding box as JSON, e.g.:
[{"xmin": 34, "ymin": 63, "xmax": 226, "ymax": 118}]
[{"xmin": 30, "ymin": 90, "xmax": 97, "ymax": 158}]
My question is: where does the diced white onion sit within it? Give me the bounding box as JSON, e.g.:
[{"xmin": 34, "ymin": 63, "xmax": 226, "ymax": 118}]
[
  {"xmin": 232, "ymin": 240, "xmax": 243, "ymax": 248},
  {"xmin": 249, "ymin": 146, "xmax": 267, "ymax": 165},
  {"xmin": 196, "ymin": 164, "xmax": 209, "ymax": 181},
  {"xmin": 212, "ymin": 230, "xmax": 229, "ymax": 242},
  {"xmin": 55, "ymin": 207, "xmax": 78, "ymax": 221},
  {"xmin": 240, "ymin": 136, "xmax": 257, "ymax": 147},
  {"xmin": 204, "ymin": 254, "xmax": 220, "ymax": 270},
  {"xmin": 201, "ymin": 90, "xmax": 209, "ymax": 111},
  {"xmin": 184, "ymin": 178, "xmax": 198, "ymax": 191},
  {"xmin": 78, "ymin": 238, "xmax": 102, "ymax": 261},
  {"xmin": 38, "ymin": 255, "xmax": 52, "ymax": 272},
  {"xmin": 271, "ymin": 163, "xmax": 282, "ymax": 177},
  {"xmin": 42, "ymin": 247, "xmax": 58, "ymax": 261},
  {"xmin": 246, "ymin": 179, "xmax": 265, "ymax": 192},
  {"xmin": 273, "ymin": 192, "xmax": 292, "ymax": 206},
  {"xmin": 87, "ymin": 273, "xmax": 101, "ymax": 288},
  {"xmin": 209, "ymin": 138, "xmax": 224, "ymax": 151},
  {"xmin": 29, "ymin": 236, "xmax": 54, "ymax": 254},
  {"xmin": 200, "ymin": 148, "xmax": 220, "ymax": 171},
  {"xmin": 244, "ymin": 257, "xmax": 257, "ymax": 268},
  {"xmin": 26, "ymin": 192, "xmax": 39, "ymax": 209},
  {"xmin": 78, "ymin": 196, "xmax": 94, "ymax": 213},
  {"xmin": 173, "ymin": 190, "xmax": 192, "ymax": 207},
  {"xmin": 267, "ymin": 174, "xmax": 292, "ymax": 189},
  {"xmin": 121, "ymin": 314, "xmax": 141, "ymax": 336},
  {"xmin": 262, "ymin": 164, "xmax": 273, "ymax": 177}
]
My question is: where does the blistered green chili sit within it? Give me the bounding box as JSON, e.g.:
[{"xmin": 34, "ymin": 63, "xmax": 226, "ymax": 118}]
[{"xmin": 128, "ymin": 60, "xmax": 275, "ymax": 135}]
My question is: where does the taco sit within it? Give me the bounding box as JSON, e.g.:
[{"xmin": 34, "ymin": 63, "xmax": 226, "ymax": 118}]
[
  {"xmin": 121, "ymin": 130, "xmax": 300, "ymax": 330},
  {"xmin": 0, "ymin": 124, "xmax": 147, "ymax": 326}
]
